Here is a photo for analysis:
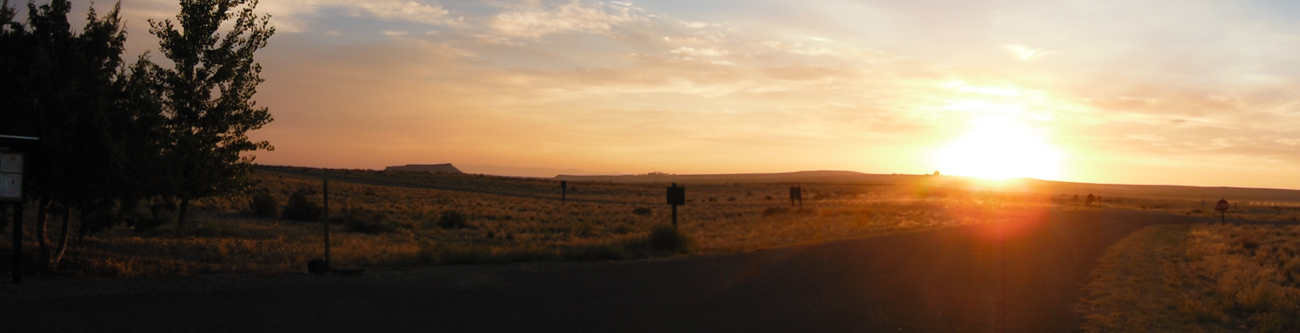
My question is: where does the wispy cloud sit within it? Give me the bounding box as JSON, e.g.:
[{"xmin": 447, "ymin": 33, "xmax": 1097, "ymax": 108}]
[
  {"xmin": 1003, "ymin": 44, "xmax": 1054, "ymax": 61},
  {"xmin": 257, "ymin": 0, "xmax": 456, "ymax": 32},
  {"xmin": 488, "ymin": 0, "xmax": 644, "ymax": 38}
]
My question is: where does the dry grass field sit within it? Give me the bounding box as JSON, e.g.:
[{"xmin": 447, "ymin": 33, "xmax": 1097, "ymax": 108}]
[
  {"xmin": 1078, "ymin": 224, "xmax": 1300, "ymax": 332},
  {"xmin": 1064, "ymin": 195, "xmax": 1300, "ymax": 223},
  {"xmin": 6, "ymin": 166, "xmax": 1300, "ymax": 285},
  {"xmin": 1, "ymin": 166, "xmax": 1057, "ymax": 278}
]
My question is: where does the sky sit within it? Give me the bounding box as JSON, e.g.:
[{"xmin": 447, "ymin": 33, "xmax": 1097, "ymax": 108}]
[{"xmin": 28, "ymin": 0, "xmax": 1300, "ymax": 188}]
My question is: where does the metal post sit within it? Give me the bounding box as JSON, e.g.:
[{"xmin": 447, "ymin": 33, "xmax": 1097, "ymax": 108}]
[
  {"xmin": 998, "ymin": 233, "xmax": 1007, "ymax": 332},
  {"xmin": 672, "ymin": 204, "xmax": 678, "ymax": 229},
  {"xmin": 11, "ymin": 203, "xmax": 22, "ymax": 283},
  {"xmin": 323, "ymin": 179, "xmax": 330, "ymax": 269}
]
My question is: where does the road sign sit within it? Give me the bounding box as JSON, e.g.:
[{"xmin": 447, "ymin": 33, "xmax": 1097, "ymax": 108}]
[
  {"xmin": 667, "ymin": 183, "xmax": 684, "ymax": 229},
  {"xmin": 667, "ymin": 184, "xmax": 685, "ymax": 205},
  {"xmin": 1215, "ymin": 199, "xmax": 1229, "ymax": 212}
]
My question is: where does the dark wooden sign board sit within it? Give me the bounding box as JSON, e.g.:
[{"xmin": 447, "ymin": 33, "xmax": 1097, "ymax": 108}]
[
  {"xmin": 667, "ymin": 186, "xmax": 685, "ymax": 205},
  {"xmin": 561, "ymin": 181, "xmax": 567, "ymax": 202}
]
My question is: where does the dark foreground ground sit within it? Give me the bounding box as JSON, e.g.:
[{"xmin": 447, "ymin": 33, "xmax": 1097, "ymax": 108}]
[{"xmin": 3, "ymin": 209, "xmax": 1213, "ymax": 332}]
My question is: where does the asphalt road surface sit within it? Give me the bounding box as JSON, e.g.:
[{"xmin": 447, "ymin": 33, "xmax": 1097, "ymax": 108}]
[{"xmin": 4, "ymin": 209, "xmax": 1212, "ymax": 332}]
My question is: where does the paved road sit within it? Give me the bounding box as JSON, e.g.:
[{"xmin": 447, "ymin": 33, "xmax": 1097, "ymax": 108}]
[{"xmin": 4, "ymin": 209, "xmax": 1211, "ymax": 332}]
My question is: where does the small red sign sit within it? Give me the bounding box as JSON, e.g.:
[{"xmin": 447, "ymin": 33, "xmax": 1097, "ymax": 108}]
[{"xmin": 1214, "ymin": 199, "xmax": 1229, "ymax": 212}]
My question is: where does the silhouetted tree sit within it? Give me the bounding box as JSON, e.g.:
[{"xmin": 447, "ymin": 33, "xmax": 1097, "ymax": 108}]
[
  {"xmin": 0, "ymin": 0, "xmax": 130, "ymax": 270},
  {"xmin": 148, "ymin": 0, "xmax": 274, "ymax": 232}
]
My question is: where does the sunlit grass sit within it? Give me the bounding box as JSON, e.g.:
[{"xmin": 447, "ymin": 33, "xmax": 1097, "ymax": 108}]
[{"xmin": 1079, "ymin": 224, "xmax": 1300, "ymax": 332}]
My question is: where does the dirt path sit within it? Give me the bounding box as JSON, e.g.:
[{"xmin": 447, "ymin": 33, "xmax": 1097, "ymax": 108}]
[{"xmin": 3, "ymin": 209, "xmax": 1213, "ymax": 332}]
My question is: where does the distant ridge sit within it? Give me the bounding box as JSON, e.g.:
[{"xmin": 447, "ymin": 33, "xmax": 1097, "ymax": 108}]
[
  {"xmin": 555, "ymin": 171, "xmax": 1300, "ymax": 203},
  {"xmin": 555, "ymin": 171, "xmax": 906, "ymax": 184},
  {"xmin": 384, "ymin": 163, "xmax": 462, "ymax": 173}
]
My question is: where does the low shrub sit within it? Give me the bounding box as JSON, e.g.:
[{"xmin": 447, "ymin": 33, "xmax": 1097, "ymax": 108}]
[
  {"xmin": 133, "ymin": 201, "xmax": 176, "ymax": 232},
  {"xmin": 762, "ymin": 207, "xmax": 790, "ymax": 217},
  {"xmin": 437, "ymin": 210, "xmax": 468, "ymax": 229},
  {"xmin": 281, "ymin": 190, "xmax": 322, "ymax": 221},
  {"xmin": 248, "ymin": 191, "xmax": 279, "ymax": 218},
  {"xmin": 646, "ymin": 224, "xmax": 692, "ymax": 254},
  {"xmin": 334, "ymin": 208, "xmax": 396, "ymax": 234},
  {"xmin": 632, "ymin": 207, "xmax": 652, "ymax": 216}
]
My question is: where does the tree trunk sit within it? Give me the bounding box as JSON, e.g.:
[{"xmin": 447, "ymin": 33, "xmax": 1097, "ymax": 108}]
[
  {"xmin": 50, "ymin": 206, "xmax": 72, "ymax": 271},
  {"xmin": 176, "ymin": 198, "xmax": 190, "ymax": 233},
  {"xmin": 35, "ymin": 197, "xmax": 50, "ymax": 272}
]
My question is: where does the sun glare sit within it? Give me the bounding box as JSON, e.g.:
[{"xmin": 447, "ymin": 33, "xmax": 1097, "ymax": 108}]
[{"xmin": 936, "ymin": 117, "xmax": 1062, "ymax": 180}]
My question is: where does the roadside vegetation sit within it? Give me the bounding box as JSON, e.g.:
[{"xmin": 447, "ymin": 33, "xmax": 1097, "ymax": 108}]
[
  {"xmin": 1052, "ymin": 194, "xmax": 1300, "ymax": 223},
  {"xmin": 2, "ymin": 167, "xmax": 1056, "ymax": 278},
  {"xmin": 1079, "ymin": 224, "xmax": 1300, "ymax": 332}
]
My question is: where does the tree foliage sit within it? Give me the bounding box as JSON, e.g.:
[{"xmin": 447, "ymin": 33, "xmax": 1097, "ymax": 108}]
[
  {"xmin": 148, "ymin": 0, "xmax": 275, "ymax": 231},
  {"xmin": 0, "ymin": 0, "xmax": 275, "ymax": 271},
  {"xmin": 0, "ymin": 0, "xmax": 134, "ymax": 270}
]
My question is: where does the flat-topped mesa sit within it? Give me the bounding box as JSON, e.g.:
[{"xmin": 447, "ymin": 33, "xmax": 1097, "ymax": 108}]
[{"xmin": 384, "ymin": 163, "xmax": 463, "ymax": 173}]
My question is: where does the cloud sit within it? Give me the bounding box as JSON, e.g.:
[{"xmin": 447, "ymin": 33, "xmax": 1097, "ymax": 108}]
[
  {"xmin": 669, "ymin": 47, "xmax": 728, "ymax": 57},
  {"xmin": 255, "ymin": 0, "xmax": 455, "ymax": 32},
  {"xmin": 1003, "ymin": 44, "xmax": 1054, "ymax": 61},
  {"xmin": 353, "ymin": 1, "xmax": 452, "ymax": 25},
  {"xmin": 80, "ymin": 0, "xmax": 1300, "ymax": 187},
  {"xmin": 488, "ymin": 0, "xmax": 643, "ymax": 38}
]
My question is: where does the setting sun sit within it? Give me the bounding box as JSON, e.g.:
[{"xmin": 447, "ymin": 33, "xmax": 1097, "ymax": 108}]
[{"xmin": 936, "ymin": 117, "xmax": 1062, "ymax": 180}]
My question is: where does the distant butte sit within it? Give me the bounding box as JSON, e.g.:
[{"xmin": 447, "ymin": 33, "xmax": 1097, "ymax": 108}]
[{"xmin": 383, "ymin": 163, "xmax": 463, "ymax": 173}]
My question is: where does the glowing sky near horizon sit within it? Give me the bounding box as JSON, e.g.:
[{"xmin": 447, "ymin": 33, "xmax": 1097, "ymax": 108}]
[{"xmin": 34, "ymin": 0, "xmax": 1300, "ymax": 188}]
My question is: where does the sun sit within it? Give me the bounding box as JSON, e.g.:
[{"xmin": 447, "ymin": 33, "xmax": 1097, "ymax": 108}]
[{"xmin": 935, "ymin": 117, "xmax": 1061, "ymax": 180}]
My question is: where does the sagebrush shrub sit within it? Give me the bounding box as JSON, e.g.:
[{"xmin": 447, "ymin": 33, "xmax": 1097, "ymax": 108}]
[
  {"xmin": 648, "ymin": 224, "xmax": 692, "ymax": 253},
  {"xmin": 249, "ymin": 191, "xmax": 279, "ymax": 218},
  {"xmin": 437, "ymin": 210, "xmax": 467, "ymax": 229},
  {"xmin": 281, "ymin": 190, "xmax": 322, "ymax": 221},
  {"xmin": 334, "ymin": 208, "xmax": 395, "ymax": 234}
]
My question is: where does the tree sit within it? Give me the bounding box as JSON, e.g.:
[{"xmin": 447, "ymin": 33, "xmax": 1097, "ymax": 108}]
[
  {"xmin": 0, "ymin": 0, "xmax": 130, "ymax": 270},
  {"xmin": 148, "ymin": 0, "xmax": 274, "ymax": 231}
]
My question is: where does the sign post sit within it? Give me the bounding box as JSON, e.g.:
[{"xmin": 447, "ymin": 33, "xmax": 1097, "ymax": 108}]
[
  {"xmin": 561, "ymin": 181, "xmax": 567, "ymax": 203},
  {"xmin": 667, "ymin": 183, "xmax": 685, "ymax": 229},
  {"xmin": 3, "ymin": 153, "xmax": 25, "ymax": 283},
  {"xmin": 789, "ymin": 186, "xmax": 802, "ymax": 208},
  {"xmin": 323, "ymin": 179, "xmax": 330, "ymax": 271},
  {"xmin": 1215, "ymin": 198, "xmax": 1229, "ymax": 224}
]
